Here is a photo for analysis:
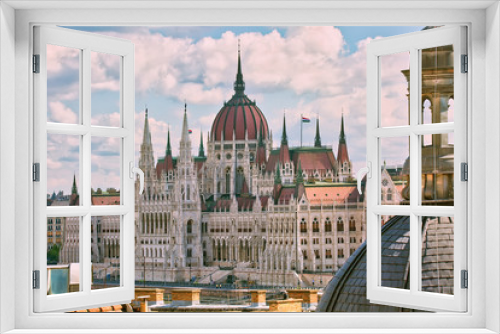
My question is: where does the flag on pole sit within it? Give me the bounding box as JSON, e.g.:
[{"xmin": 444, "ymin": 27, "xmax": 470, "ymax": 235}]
[
  {"xmin": 302, "ymin": 117, "xmax": 311, "ymax": 123},
  {"xmin": 188, "ymin": 129, "xmax": 193, "ymax": 134}
]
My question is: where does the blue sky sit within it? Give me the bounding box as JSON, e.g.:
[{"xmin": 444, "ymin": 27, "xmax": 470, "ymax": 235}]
[{"xmin": 48, "ymin": 25, "xmax": 423, "ymax": 194}]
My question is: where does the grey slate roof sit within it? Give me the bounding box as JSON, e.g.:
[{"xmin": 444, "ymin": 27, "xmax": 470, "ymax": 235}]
[{"xmin": 317, "ymin": 216, "xmax": 454, "ymax": 312}]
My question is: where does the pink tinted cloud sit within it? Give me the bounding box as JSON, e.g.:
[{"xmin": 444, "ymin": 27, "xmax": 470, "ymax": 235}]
[{"xmin": 48, "ymin": 101, "xmax": 78, "ymax": 124}]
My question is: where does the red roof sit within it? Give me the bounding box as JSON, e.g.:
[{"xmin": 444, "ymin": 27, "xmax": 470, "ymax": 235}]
[
  {"xmin": 338, "ymin": 142, "xmax": 350, "ymax": 164},
  {"xmin": 256, "ymin": 145, "xmax": 267, "ymax": 165},
  {"xmin": 212, "ymin": 196, "xmax": 269, "ymax": 211},
  {"xmin": 292, "ymin": 151, "xmax": 336, "ymax": 174},
  {"xmin": 279, "ymin": 143, "xmax": 291, "ymax": 164},
  {"xmin": 210, "ymin": 95, "xmax": 269, "ymax": 141},
  {"xmin": 305, "ymin": 185, "xmax": 360, "ymax": 204},
  {"xmin": 156, "ymin": 155, "xmax": 175, "ymax": 178},
  {"xmin": 276, "ymin": 187, "xmax": 295, "ymax": 204},
  {"xmin": 91, "ymin": 195, "xmax": 120, "ymax": 205}
]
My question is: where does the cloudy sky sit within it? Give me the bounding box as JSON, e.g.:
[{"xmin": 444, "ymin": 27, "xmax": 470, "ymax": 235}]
[{"xmin": 46, "ymin": 25, "xmax": 423, "ymax": 195}]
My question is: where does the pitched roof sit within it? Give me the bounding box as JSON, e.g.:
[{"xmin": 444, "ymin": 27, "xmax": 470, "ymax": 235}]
[
  {"xmin": 91, "ymin": 194, "xmax": 120, "ymax": 206},
  {"xmin": 304, "ymin": 184, "xmax": 360, "ymax": 204}
]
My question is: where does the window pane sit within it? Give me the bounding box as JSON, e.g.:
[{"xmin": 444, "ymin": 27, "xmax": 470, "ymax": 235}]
[
  {"xmin": 91, "ymin": 215, "xmax": 121, "ymax": 290},
  {"xmin": 48, "ymin": 216, "xmax": 81, "ymax": 295},
  {"xmin": 47, "ymin": 134, "xmax": 80, "ymax": 206},
  {"xmin": 421, "ymin": 216, "xmax": 454, "ymax": 295},
  {"xmin": 421, "ymin": 134, "xmax": 454, "ymax": 206},
  {"xmin": 380, "ymin": 137, "xmax": 409, "ymax": 205},
  {"xmin": 380, "ymin": 215, "xmax": 410, "ymax": 290},
  {"xmin": 91, "ymin": 137, "xmax": 121, "ymax": 204},
  {"xmin": 380, "ymin": 51, "xmax": 410, "ymax": 127},
  {"xmin": 420, "ymin": 45, "xmax": 454, "ymax": 124},
  {"xmin": 91, "ymin": 52, "xmax": 121, "ymax": 127},
  {"xmin": 46, "ymin": 44, "xmax": 80, "ymax": 124}
]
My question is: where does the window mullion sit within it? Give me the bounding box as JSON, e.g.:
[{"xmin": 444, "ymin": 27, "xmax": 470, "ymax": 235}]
[
  {"xmin": 81, "ymin": 47, "xmax": 92, "ymax": 294},
  {"xmin": 409, "ymin": 47, "xmax": 420, "ymax": 295}
]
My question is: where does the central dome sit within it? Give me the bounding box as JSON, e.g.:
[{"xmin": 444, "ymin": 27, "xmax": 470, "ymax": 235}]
[{"xmin": 210, "ymin": 48, "xmax": 269, "ymax": 142}]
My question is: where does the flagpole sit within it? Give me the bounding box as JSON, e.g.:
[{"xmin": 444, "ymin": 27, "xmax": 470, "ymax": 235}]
[{"xmin": 300, "ymin": 113, "xmax": 303, "ymax": 147}]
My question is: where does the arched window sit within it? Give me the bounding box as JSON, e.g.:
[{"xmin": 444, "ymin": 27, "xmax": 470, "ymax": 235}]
[
  {"xmin": 325, "ymin": 217, "xmax": 332, "ymax": 232},
  {"xmin": 187, "ymin": 220, "xmax": 193, "ymax": 234},
  {"xmin": 387, "ymin": 188, "xmax": 393, "ymax": 201},
  {"xmin": 337, "ymin": 217, "xmax": 344, "ymax": 232},
  {"xmin": 312, "ymin": 218, "xmax": 319, "ymax": 233},
  {"xmin": 349, "ymin": 217, "xmax": 356, "ymax": 232},
  {"xmin": 300, "ymin": 218, "xmax": 307, "ymax": 233},
  {"xmin": 225, "ymin": 168, "xmax": 231, "ymax": 194},
  {"xmin": 423, "ymin": 98, "xmax": 433, "ymax": 145}
]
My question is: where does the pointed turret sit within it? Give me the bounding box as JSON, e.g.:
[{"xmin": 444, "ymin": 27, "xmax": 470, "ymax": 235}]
[
  {"xmin": 139, "ymin": 106, "xmax": 156, "ymax": 198},
  {"xmin": 179, "ymin": 102, "xmax": 193, "ymax": 164},
  {"xmin": 256, "ymin": 119, "xmax": 267, "ymax": 165},
  {"xmin": 281, "ymin": 113, "xmax": 288, "ymax": 146},
  {"xmin": 233, "ymin": 40, "xmax": 245, "ymax": 96},
  {"xmin": 314, "ymin": 116, "xmax": 322, "ymax": 147},
  {"xmin": 295, "ymin": 161, "xmax": 305, "ymax": 200},
  {"xmin": 274, "ymin": 163, "xmax": 281, "ymax": 184},
  {"xmin": 273, "ymin": 163, "xmax": 282, "ymax": 203},
  {"xmin": 278, "ymin": 113, "xmax": 291, "ymax": 164},
  {"xmin": 337, "ymin": 112, "xmax": 350, "ymax": 164},
  {"xmin": 198, "ymin": 131, "xmax": 205, "ymax": 157},
  {"xmin": 71, "ymin": 174, "xmax": 78, "ymax": 195},
  {"xmin": 142, "ymin": 108, "xmax": 152, "ymax": 145},
  {"xmin": 166, "ymin": 127, "xmax": 172, "ymax": 157}
]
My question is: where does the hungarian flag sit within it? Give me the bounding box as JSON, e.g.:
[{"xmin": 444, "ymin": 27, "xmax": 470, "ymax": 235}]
[
  {"xmin": 302, "ymin": 117, "xmax": 311, "ymax": 123},
  {"xmin": 188, "ymin": 129, "xmax": 193, "ymax": 134}
]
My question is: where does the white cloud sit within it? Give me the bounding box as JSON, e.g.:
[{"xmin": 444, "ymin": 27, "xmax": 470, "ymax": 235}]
[{"xmin": 48, "ymin": 101, "xmax": 78, "ymax": 124}]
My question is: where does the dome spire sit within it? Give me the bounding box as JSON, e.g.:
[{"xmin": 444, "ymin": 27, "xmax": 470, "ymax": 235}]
[
  {"xmin": 233, "ymin": 39, "xmax": 245, "ymax": 95},
  {"xmin": 314, "ymin": 114, "xmax": 322, "ymax": 147}
]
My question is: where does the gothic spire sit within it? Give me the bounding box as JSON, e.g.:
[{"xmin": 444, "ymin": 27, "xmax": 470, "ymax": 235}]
[
  {"xmin": 166, "ymin": 127, "xmax": 172, "ymax": 157},
  {"xmin": 274, "ymin": 163, "xmax": 281, "ymax": 184},
  {"xmin": 337, "ymin": 111, "xmax": 350, "ymax": 164},
  {"xmin": 71, "ymin": 173, "xmax": 78, "ymax": 195},
  {"xmin": 258, "ymin": 119, "xmax": 265, "ymax": 147},
  {"xmin": 314, "ymin": 115, "xmax": 322, "ymax": 147},
  {"xmin": 142, "ymin": 107, "xmax": 152, "ymax": 145},
  {"xmin": 233, "ymin": 39, "xmax": 245, "ymax": 95},
  {"xmin": 181, "ymin": 102, "xmax": 189, "ymax": 142},
  {"xmin": 281, "ymin": 112, "xmax": 288, "ymax": 146},
  {"xmin": 296, "ymin": 161, "xmax": 304, "ymax": 184},
  {"xmin": 339, "ymin": 111, "xmax": 346, "ymax": 144},
  {"xmin": 198, "ymin": 131, "xmax": 205, "ymax": 157}
]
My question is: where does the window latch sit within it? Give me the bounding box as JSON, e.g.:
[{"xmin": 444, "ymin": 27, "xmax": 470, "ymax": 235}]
[
  {"xmin": 33, "ymin": 270, "xmax": 40, "ymax": 289},
  {"xmin": 130, "ymin": 162, "xmax": 145, "ymax": 194},
  {"xmin": 356, "ymin": 162, "xmax": 371, "ymax": 194}
]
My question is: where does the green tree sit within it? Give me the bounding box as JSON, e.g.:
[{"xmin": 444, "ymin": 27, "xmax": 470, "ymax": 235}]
[{"xmin": 47, "ymin": 244, "xmax": 60, "ymax": 264}]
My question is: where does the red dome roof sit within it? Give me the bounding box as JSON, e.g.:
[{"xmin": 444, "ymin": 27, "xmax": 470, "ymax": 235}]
[
  {"xmin": 211, "ymin": 95, "xmax": 269, "ymax": 141},
  {"xmin": 211, "ymin": 47, "xmax": 269, "ymax": 142}
]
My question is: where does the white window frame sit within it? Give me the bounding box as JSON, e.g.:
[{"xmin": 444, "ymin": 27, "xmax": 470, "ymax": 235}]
[
  {"xmin": 33, "ymin": 25, "xmax": 136, "ymax": 312},
  {"xmin": 0, "ymin": 1, "xmax": 498, "ymax": 333},
  {"xmin": 365, "ymin": 26, "xmax": 467, "ymax": 312}
]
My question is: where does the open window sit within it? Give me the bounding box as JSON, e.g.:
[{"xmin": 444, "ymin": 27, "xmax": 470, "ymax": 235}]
[
  {"xmin": 33, "ymin": 26, "xmax": 139, "ymax": 312},
  {"xmin": 365, "ymin": 26, "xmax": 467, "ymax": 312}
]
